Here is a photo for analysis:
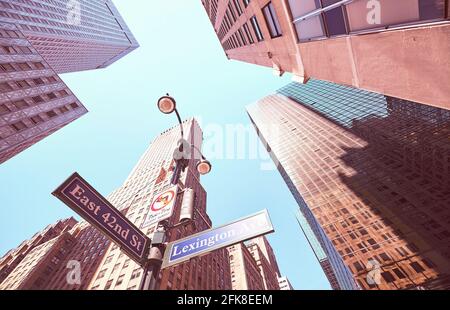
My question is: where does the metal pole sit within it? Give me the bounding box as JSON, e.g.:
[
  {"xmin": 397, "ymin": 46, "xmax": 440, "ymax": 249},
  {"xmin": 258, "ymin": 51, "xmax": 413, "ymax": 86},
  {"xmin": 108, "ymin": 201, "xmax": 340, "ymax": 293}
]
[
  {"xmin": 174, "ymin": 109, "xmax": 184, "ymax": 139},
  {"xmin": 139, "ymin": 245, "xmax": 164, "ymax": 290}
]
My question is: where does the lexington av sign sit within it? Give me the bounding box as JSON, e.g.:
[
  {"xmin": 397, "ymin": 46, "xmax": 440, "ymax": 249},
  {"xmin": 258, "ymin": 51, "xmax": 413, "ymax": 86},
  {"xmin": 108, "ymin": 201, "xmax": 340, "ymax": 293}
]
[
  {"xmin": 162, "ymin": 209, "xmax": 274, "ymax": 268},
  {"xmin": 52, "ymin": 172, "xmax": 150, "ymax": 264}
]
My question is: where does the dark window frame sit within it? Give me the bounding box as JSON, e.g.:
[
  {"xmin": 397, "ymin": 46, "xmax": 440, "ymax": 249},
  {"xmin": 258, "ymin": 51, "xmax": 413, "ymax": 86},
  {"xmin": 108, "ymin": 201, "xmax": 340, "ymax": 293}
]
[{"xmin": 262, "ymin": 2, "xmax": 283, "ymax": 38}]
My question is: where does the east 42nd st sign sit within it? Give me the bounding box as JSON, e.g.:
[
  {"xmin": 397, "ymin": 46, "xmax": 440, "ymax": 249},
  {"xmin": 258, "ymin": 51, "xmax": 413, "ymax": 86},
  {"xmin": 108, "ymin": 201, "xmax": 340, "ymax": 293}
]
[{"xmin": 52, "ymin": 172, "xmax": 150, "ymax": 264}]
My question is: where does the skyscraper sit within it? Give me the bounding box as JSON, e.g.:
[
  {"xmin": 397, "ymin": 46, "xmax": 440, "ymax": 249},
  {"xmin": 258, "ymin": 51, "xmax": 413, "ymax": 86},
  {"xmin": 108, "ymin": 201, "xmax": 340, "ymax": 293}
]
[
  {"xmin": 0, "ymin": 217, "xmax": 77, "ymax": 284},
  {"xmin": 0, "ymin": 232, "xmax": 77, "ymax": 290},
  {"xmin": 247, "ymin": 80, "xmax": 450, "ymax": 290},
  {"xmin": 86, "ymin": 118, "xmax": 231, "ymax": 290},
  {"xmin": 0, "ymin": 119, "xmax": 232, "ymax": 290},
  {"xmin": 0, "ymin": 1, "xmax": 137, "ymax": 164},
  {"xmin": 246, "ymin": 237, "xmax": 281, "ymax": 290},
  {"xmin": 0, "ymin": 0, "xmax": 139, "ymax": 74},
  {"xmin": 278, "ymin": 276, "xmax": 294, "ymax": 290},
  {"xmin": 0, "ymin": 219, "xmax": 110, "ymax": 290},
  {"xmin": 201, "ymin": 0, "xmax": 450, "ymax": 110},
  {"xmin": 228, "ymin": 236, "xmax": 284, "ymax": 290},
  {"xmin": 228, "ymin": 243, "xmax": 266, "ymax": 290},
  {"xmin": 0, "ymin": 22, "xmax": 88, "ymax": 164}
]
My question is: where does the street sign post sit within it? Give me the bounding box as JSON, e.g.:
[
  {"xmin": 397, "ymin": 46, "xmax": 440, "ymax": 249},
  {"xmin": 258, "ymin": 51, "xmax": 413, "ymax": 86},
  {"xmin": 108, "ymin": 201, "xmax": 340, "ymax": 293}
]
[
  {"xmin": 52, "ymin": 172, "xmax": 150, "ymax": 264},
  {"xmin": 141, "ymin": 185, "xmax": 178, "ymax": 229},
  {"xmin": 162, "ymin": 209, "xmax": 274, "ymax": 269}
]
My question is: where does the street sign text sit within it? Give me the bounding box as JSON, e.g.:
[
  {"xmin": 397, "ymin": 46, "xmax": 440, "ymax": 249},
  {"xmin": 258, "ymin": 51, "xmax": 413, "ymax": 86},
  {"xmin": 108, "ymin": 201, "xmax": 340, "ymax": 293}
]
[
  {"xmin": 52, "ymin": 173, "xmax": 149, "ymax": 263},
  {"xmin": 163, "ymin": 209, "xmax": 274, "ymax": 268}
]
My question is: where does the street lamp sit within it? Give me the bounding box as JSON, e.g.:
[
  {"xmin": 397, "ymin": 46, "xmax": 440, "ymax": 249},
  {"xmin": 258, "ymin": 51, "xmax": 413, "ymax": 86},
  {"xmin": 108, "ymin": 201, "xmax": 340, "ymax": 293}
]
[
  {"xmin": 197, "ymin": 159, "xmax": 212, "ymax": 175},
  {"xmin": 156, "ymin": 94, "xmax": 212, "ymax": 181},
  {"xmin": 139, "ymin": 95, "xmax": 213, "ymax": 291},
  {"xmin": 157, "ymin": 95, "xmax": 176, "ymax": 114}
]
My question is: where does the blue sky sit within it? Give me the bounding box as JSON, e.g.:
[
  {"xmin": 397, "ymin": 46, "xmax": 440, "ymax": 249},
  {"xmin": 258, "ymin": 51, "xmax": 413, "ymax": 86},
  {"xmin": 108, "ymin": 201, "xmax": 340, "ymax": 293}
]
[{"xmin": 0, "ymin": 1, "xmax": 330, "ymax": 290}]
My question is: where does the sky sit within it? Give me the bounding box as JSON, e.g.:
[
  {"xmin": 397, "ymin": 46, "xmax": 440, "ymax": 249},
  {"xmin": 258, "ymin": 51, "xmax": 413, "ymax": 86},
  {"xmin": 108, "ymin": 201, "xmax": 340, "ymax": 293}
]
[{"xmin": 0, "ymin": 1, "xmax": 331, "ymax": 290}]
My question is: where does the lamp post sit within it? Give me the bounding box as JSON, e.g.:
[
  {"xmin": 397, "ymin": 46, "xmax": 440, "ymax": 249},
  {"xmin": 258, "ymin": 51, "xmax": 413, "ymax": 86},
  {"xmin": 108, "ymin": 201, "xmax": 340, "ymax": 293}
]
[
  {"xmin": 138, "ymin": 95, "xmax": 212, "ymax": 291},
  {"xmin": 157, "ymin": 94, "xmax": 212, "ymax": 184}
]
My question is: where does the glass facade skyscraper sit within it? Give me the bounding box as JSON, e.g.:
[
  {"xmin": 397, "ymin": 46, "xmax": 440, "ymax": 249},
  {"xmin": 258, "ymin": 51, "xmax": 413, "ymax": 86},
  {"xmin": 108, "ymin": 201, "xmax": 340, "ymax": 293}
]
[{"xmin": 248, "ymin": 80, "xmax": 450, "ymax": 290}]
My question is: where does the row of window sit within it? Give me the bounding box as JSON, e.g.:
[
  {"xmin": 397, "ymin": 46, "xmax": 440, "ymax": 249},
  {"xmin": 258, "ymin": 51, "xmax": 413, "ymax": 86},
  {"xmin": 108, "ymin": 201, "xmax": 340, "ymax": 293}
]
[
  {"xmin": 289, "ymin": 0, "xmax": 448, "ymax": 42},
  {"xmin": 0, "ymin": 1, "xmax": 130, "ymax": 43},
  {"xmin": 221, "ymin": 1, "xmax": 283, "ymax": 51},
  {"xmin": 0, "ymin": 28, "xmax": 21, "ymax": 39},
  {"xmin": 0, "ymin": 44, "xmax": 33, "ymax": 55},
  {"xmin": 0, "ymin": 102, "xmax": 80, "ymax": 137},
  {"xmin": 218, "ymin": 0, "xmax": 245, "ymax": 40},
  {"xmin": 223, "ymin": 16, "xmax": 263, "ymax": 50},
  {"xmin": 0, "ymin": 89, "xmax": 69, "ymax": 115},
  {"xmin": 0, "ymin": 76, "xmax": 59, "ymax": 96},
  {"xmin": 0, "ymin": 61, "xmax": 46, "ymax": 73}
]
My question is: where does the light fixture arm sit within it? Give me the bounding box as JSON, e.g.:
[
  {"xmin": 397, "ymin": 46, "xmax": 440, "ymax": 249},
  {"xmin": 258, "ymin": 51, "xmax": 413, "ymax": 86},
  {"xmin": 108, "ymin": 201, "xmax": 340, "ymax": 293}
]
[
  {"xmin": 174, "ymin": 108, "xmax": 184, "ymax": 139},
  {"xmin": 190, "ymin": 144, "xmax": 206, "ymax": 161}
]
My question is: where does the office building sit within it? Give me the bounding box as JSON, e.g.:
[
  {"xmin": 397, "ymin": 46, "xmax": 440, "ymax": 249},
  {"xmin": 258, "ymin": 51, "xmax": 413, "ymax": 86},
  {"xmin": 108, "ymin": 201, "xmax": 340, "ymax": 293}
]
[
  {"xmin": 0, "ymin": 119, "xmax": 232, "ymax": 290},
  {"xmin": 228, "ymin": 243, "xmax": 266, "ymax": 290},
  {"xmin": 228, "ymin": 236, "xmax": 284, "ymax": 290},
  {"xmin": 278, "ymin": 276, "xmax": 294, "ymax": 290},
  {"xmin": 0, "ymin": 0, "xmax": 139, "ymax": 73},
  {"xmin": 0, "ymin": 1, "xmax": 138, "ymax": 164},
  {"xmin": 87, "ymin": 118, "xmax": 232, "ymax": 290},
  {"xmin": 202, "ymin": 0, "xmax": 450, "ymax": 109},
  {"xmin": 0, "ymin": 219, "xmax": 109, "ymax": 290},
  {"xmin": 247, "ymin": 80, "xmax": 450, "ymax": 289},
  {"xmin": 0, "ymin": 22, "xmax": 88, "ymax": 164},
  {"xmin": 247, "ymin": 239, "xmax": 280, "ymax": 290},
  {"xmin": 0, "ymin": 217, "xmax": 77, "ymax": 284}
]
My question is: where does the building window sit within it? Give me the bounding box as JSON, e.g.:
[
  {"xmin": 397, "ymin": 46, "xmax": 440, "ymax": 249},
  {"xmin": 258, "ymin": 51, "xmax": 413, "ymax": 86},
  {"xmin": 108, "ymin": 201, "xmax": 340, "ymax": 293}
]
[
  {"xmin": 0, "ymin": 63, "xmax": 14, "ymax": 72},
  {"xmin": 243, "ymin": 23, "xmax": 254, "ymax": 44},
  {"xmin": 263, "ymin": 2, "xmax": 283, "ymax": 38},
  {"xmin": 381, "ymin": 271, "xmax": 395, "ymax": 283},
  {"xmin": 289, "ymin": 0, "xmax": 447, "ymax": 42},
  {"xmin": 0, "ymin": 82, "xmax": 12, "ymax": 93},
  {"xmin": 116, "ymin": 274, "xmax": 125, "ymax": 286},
  {"xmin": 250, "ymin": 16, "xmax": 264, "ymax": 41},
  {"xmin": 105, "ymin": 280, "xmax": 113, "ymax": 290},
  {"xmin": 0, "ymin": 104, "xmax": 11, "ymax": 115},
  {"xmin": 32, "ymin": 96, "xmax": 44, "ymax": 104},
  {"xmin": 0, "ymin": 46, "xmax": 15, "ymax": 54},
  {"xmin": 410, "ymin": 262, "xmax": 425, "ymax": 273},
  {"xmin": 238, "ymin": 28, "xmax": 247, "ymax": 45},
  {"xmin": 322, "ymin": 0, "xmax": 347, "ymax": 36},
  {"xmin": 11, "ymin": 121, "xmax": 27, "ymax": 132},
  {"xmin": 18, "ymin": 46, "xmax": 32, "ymax": 54},
  {"xmin": 97, "ymin": 269, "xmax": 107, "ymax": 279},
  {"xmin": 33, "ymin": 78, "xmax": 44, "ymax": 85},
  {"xmin": 131, "ymin": 269, "xmax": 141, "ymax": 280},
  {"xmin": 46, "ymin": 110, "xmax": 57, "ymax": 118},
  {"xmin": 346, "ymin": 0, "xmax": 446, "ymax": 32},
  {"xmin": 228, "ymin": 3, "xmax": 237, "ymax": 22},
  {"xmin": 16, "ymin": 80, "xmax": 30, "ymax": 89},
  {"xmin": 233, "ymin": 0, "xmax": 243, "ymax": 16},
  {"xmin": 392, "ymin": 268, "xmax": 406, "ymax": 279},
  {"xmin": 243, "ymin": 0, "xmax": 251, "ymax": 7}
]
